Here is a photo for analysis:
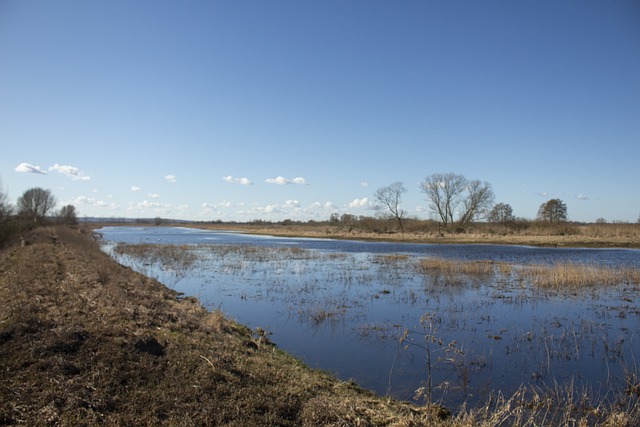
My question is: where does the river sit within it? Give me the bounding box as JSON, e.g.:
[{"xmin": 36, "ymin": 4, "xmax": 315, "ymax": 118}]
[{"xmin": 98, "ymin": 226, "xmax": 640, "ymax": 410}]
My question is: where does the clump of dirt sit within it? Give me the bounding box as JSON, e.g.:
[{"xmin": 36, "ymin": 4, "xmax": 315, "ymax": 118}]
[{"xmin": 0, "ymin": 226, "xmax": 450, "ymax": 426}]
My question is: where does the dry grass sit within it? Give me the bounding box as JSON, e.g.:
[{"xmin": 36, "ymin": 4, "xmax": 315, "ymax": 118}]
[
  {"xmin": 417, "ymin": 258, "xmax": 499, "ymax": 286},
  {"xmin": 417, "ymin": 256, "xmax": 640, "ymax": 289},
  {"xmin": 521, "ymin": 262, "xmax": 640, "ymax": 288}
]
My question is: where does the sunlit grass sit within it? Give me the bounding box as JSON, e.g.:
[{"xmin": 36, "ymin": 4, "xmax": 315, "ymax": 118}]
[
  {"xmin": 520, "ymin": 262, "xmax": 640, "ymax": 288},
  {"xmin": 417, "ymin": 257, "xmax": 640, "ymax": 289}
]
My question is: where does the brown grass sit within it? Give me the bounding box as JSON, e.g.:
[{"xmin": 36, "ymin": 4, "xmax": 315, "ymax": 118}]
[
  {"xmin": 418, "ymin": 258, "xmax": 497, "ymax": 279},
  {"xmin": 521, "ymin": 262, "xmax": 640, "ymax": 288},
  {"xmin": 417, "ymin": 256, "xmax": 640, "ymax": 289}
]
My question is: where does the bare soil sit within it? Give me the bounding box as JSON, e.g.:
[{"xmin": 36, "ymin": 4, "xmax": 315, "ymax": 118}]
[{"xmin": 0, "ymin": 226, "xmax": 449, "ymax": 426}]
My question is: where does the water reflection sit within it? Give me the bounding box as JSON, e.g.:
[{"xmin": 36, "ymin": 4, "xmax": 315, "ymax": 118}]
[{"xmin": 99, "ymin": 226, "xmax": 640, "ymax": 410}]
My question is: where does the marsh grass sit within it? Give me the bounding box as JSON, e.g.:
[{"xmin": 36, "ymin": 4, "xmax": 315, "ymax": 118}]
[
  {"xmin": 459, "ymin": 383, "xmax": 640, "ymax": 427},
  {"xmin": 114, "ymin": 243, "xmax": 199, "ymax": 270},
  {"xmin": 418, "ymin": 258, "xmax": 499, "ymax": 286},
  {"xmin": 521, "ymin": 262, "xmax": 640, "ymax": 288},
  {"xmin": 417, "ymin": 257, "xmax": 640, "ymax": 289}
]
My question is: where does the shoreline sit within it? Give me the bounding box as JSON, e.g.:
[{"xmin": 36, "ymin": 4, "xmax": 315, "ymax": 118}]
[{"xmin": 178, "ymin": 222, "xmax": 640, "ymax": 249}]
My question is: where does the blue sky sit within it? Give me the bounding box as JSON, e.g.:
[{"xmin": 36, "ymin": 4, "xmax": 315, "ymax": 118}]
[{"xmin": 1, "ymin": 1, "xmax": 639, "ymax": 222}]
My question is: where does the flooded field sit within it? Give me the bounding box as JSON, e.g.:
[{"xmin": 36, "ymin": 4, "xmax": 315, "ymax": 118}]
[{"xmin": 99, "ymin": 226, "xmax": 640, "ymax": 410}]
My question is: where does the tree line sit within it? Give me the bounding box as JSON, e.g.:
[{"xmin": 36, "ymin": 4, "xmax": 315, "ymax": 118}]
[{"xmin": 373, "ymin": 173, "xmax": 570, "ymax": 232}]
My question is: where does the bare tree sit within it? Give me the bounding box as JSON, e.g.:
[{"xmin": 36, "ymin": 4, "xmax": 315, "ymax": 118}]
[
  {"xmin": 488, "ymin": 203, "xmax": 515, "ymax": 225},
  {"xmin": 459, "ymin": 180, "xmax": 494, "ymax": 227},
  {"xmin": 17, "ymin": 187, "xmax": 57, "ymax": 224},
  {"xmin": 57, "ymin": 204, "xmax": 78, "ymax": 225},
  {"xmin": 0, "ymin": 179, "xmax": 11, "ymax": 222},
  {"xmin": 420, "ymin": 173, "xmax": 466, "ymax": 226},
  {"xmin": 374, "ymin": 182, "xmax": 407, "ymax": 232},
  {"xmin": 420, "ymin": 173, "xmax": 494, "ymax": 229},
  {"xmin": 537, "ymin": 199, "xmax": 568, "ymax": 223}
]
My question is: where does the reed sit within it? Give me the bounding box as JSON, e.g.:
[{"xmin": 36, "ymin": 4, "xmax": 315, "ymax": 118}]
[
  {"xmin": 417, "ymin": 257, "xmax": 640, "ymax": 289},
  {"xmin": 418, "ymin": 258, "xmax": 497, "ymax": 281},
  {"xmin": 520, "ymin": 262, "xmax": 640, "ymax": 288}
]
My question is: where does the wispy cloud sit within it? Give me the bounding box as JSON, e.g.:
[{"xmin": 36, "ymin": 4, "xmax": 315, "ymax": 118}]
[
  {"xmin": 164, "ymin": 174, "xmax": 177, "ymax": 183},
  {"xmin": 265, "ymin": 176, "xmax": 308, "ymax": 185},
  {"xmin": 576, "ymin": 194, "xmax": 589, "ymax": 200},
  {"xmin": 15, "ymin": 162, "xmax": 47, "ymax": 174},
  {"xmin": 361, "ymin": 181, "xmax": 369, "ymax": 187},
  {"xmin": 223, "ymin": 175, "xmax": 253, "ymax": 185},
  {"xmin": 203, "ymin": 201, "xmax": 232, "ymax": 210},
  {"xmin": 148, "ymin": 193, "xmax": 160, "ymax": 199},
  {"xmin": 131, "ymin": 186, "xmax": 142, "ymax": 192},
  {"xmin": 72, "ymin": 196, "xmax": 118, "ymax": 209},
  {"xmin": 49, "ymin": 164, "xmax": 90, "ymax": 180}
]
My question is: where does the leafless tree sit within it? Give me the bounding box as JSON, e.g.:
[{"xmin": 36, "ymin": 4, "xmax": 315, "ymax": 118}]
[
  {"xmin": 537, "ymin": 199, "xmax": 567, "ymax": 223},
  {"xmin": 459, "ymin": 180, "xmax": 494, "ymax": 227},
  {"xmin": 17, "ymin": 187, "xmax": 56, "ymax": 224},
  {"xmin": 488, "ymin": 203, "xmax": 515, "ymax": 225},
  {"xmin": 420, "ymin": 173, "xmax": 466, "ymax": 226},
  {"xmin": 0, "ymin": 180, "xmax": 11, "ymax": 222},
  {"xmin": 374, "ymin": 182, "xmax": 407, "ymax": 232},
  {"xmin": 57, "ymin": 204, "xmax": 78, "ymax": 225},
  {"xmin": 421, "ymin": 173, "xmax": 494, "ymax": 229}
]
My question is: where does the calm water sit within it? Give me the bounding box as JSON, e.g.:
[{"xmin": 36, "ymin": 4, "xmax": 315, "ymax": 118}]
[{"xmin": 98, "ymin": 226, "xmax": 640, "ymax": 409}]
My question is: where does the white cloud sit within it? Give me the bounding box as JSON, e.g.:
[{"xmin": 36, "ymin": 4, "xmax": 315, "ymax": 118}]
[
  {"xmin": 285, "ymin": 199, "xmax": 300, "ymax": 207},
  {"xmin": 361, "ymin": 181, "xmax": 369, "ymax": 187},
  {"xmin": 265, "ymin": 176, "xmax": 289, "ymax": 185},
  {"xmin": 165, "ymin": 174, "xmax": 177, "ymax": 183},
  {"xmin": 265, "ymin": 176, "xmax": 308, "ymax": 185},
  {"xmin": 203, "ymin": 200, "xmax": 232, "ymax": 209},
  {"xmin": 49, "ymin": 164, "xmax": 90, "ymax": 181},
  {"xmin": 131, "ymin": 186, "xmax": 142, "ymax": 192},
  {"xmin": 15, "ymin": 162, "xmax": 47, "ymax": 174},
  {"xmin": 576, "ymin": 194, "xmax": 589, "ymax": 200},
  {"xmin": 73, "ymin": 196, "xmax": 118, "ymax": 209},
  {"xmin": 148, "ymin": 193, "xmax": 160, "ymax": 199},
  {"xmin": 291, "ymin": 177, "xmax": 307, "ymax": 185},
  {"xmin": 348, "ymin": 197, "xmax": 369, "ymax": 208},
  {"xmin": 223, "ymin": 175, "xmax": 253, "ymax": 185}
]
